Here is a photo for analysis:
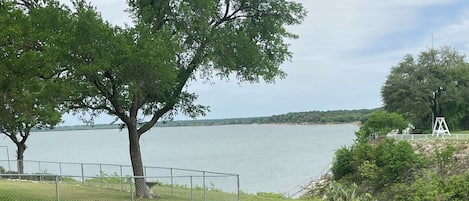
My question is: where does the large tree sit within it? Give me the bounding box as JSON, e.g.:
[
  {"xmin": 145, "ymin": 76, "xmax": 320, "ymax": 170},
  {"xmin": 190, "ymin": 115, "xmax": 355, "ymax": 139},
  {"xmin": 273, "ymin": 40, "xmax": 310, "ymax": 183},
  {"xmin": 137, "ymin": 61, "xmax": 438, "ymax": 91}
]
[
  {"xmin": 63, "ymin": 0, "xmax": 306, "ymax": 198},
  {"xmin": 381, "ymin": 47, "xmax": 469, "ymax": 132},
  {"xmin": 0, "ymin": 0, "xmax": 68, "ymax": 173}
]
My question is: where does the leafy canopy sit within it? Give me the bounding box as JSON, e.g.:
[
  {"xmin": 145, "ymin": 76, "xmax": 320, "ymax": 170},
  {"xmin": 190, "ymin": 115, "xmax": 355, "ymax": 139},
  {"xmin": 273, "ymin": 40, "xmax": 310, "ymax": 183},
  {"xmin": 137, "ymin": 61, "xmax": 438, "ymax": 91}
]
[
  {"xmin": 0, "ymin": 0, "xmax": 68, "ymax": 136},
  {"xmin": 355, "ymin": 111, "xmax": 408, "ymax": 141},
  {"xmin": 64, "ymin": 0, "xmax": 307, "ymax": 131},
  {"xmin": 381, "ymin": 47, "xmax": 469, "ymax": 131}
]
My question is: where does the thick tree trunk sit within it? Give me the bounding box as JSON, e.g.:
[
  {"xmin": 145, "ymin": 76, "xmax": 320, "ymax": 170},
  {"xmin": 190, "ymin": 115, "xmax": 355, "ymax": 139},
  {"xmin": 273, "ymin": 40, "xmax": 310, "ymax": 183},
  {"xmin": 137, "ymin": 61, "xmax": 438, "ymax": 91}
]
[
  {"xmin": 16, "ymin": 143, "xmax": 25, "ymax": 174},
  {"xmin": 128, "ymin": 121, "xmax": 151, "ymax": 198}
]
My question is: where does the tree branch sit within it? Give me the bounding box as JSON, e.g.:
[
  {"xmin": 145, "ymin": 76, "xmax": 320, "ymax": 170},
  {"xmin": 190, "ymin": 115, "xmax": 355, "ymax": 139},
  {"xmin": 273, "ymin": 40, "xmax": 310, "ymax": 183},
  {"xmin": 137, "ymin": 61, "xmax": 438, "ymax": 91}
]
[
  {"xmin": 89, "ymin": 73, "xmax": 130, "ymax": 123},
  {"xmin": 212, "ymin": 0, "xmax": 247, "ymax": 27},
  {"xmin": 1, "ymin": 131, "xmax": 19, "ymax": 145},
  {"xmin": 16, "ymin": 0, "xmax": 38, "ymax": 9},
  {"xmin": 19, "ymin": 126, "xmax": 31, "ymax": 144},
  {"xmin": 223, "ymin": 0, "xmax": 230, "ymax": 19},
  {"xmin": 137, "ymin": 46, "xmax": 205, "ymax": 136}
]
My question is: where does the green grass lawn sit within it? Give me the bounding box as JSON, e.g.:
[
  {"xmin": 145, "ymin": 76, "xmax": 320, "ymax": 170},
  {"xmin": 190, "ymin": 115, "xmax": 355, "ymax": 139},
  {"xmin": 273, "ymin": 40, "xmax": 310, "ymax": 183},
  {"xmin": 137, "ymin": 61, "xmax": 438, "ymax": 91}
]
[{"xmin": 0, "ymin": 179, "xmax": 314, "ymax": 201}]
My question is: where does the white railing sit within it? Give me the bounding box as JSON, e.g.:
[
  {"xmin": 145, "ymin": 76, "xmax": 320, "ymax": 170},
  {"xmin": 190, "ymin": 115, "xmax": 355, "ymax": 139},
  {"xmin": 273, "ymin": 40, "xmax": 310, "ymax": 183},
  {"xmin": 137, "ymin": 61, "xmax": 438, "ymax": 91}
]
[{"xmin": 390, "ymin": 133, "xmax": 469, "ymax": 141}]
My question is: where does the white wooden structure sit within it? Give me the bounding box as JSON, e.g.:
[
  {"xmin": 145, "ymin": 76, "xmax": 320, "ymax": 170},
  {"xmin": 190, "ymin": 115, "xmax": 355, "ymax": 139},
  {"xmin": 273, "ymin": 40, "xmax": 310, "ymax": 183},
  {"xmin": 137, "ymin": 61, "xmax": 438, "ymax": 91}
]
[{"xmin": 432, "ymin": 117, "xmax": 450, "ymax": 137}]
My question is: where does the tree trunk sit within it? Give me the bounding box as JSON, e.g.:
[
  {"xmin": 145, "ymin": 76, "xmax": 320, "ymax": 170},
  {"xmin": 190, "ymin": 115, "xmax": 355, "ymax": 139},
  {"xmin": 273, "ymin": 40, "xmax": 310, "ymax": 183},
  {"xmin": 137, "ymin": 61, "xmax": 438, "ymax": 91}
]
[
  {"xmin": 128, "ymin": 121, "xmax": 151, "ymax": 198},
  {"xmin": 16, "ymin": 143, "xmax": 26, "ymax": 174}
]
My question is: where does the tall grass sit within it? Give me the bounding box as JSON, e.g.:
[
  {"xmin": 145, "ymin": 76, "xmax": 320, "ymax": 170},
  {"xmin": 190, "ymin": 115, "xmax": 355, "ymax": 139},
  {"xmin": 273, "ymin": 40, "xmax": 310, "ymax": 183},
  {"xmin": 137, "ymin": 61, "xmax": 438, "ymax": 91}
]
[{"xmin": 0, "ymin": 179, "xmax": 308, "ymax": 201}]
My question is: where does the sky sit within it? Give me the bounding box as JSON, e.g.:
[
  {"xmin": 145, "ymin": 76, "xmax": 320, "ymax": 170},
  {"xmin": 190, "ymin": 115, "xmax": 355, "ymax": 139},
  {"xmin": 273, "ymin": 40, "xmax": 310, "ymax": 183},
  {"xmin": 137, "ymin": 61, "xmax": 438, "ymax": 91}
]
[{"xmin": 59, "ymin": 0, "xmax": 469, "ymax": 125}]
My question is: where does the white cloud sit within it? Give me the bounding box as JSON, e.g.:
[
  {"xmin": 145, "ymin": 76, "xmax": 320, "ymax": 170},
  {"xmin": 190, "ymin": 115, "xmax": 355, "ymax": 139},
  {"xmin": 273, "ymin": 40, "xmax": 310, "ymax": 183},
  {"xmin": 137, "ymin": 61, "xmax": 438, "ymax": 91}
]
[
  {"xmin": 59, "ymin": 0, "xmax": 132, "ymax": 25},
  {"xmin": 436, "ymin": 8, "xmax": 469, "ymax": 52},
  {"xmin": 56, "ymin": 0, "xmax": 469, "ymax": 123}
]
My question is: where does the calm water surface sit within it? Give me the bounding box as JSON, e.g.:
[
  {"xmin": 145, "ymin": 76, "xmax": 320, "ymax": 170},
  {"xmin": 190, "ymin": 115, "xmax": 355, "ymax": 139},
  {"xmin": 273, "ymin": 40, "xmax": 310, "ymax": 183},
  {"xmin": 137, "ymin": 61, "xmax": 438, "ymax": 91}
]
[{"xmin": 0, "ymin": 124, "xmax": 357, "ymax": 194}]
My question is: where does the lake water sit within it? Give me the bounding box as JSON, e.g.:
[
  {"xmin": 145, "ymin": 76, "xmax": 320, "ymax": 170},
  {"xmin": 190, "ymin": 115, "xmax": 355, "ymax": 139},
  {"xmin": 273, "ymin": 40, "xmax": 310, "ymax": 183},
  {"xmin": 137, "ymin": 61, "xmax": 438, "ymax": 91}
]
[{"xmin": 0, "ymin": 124, "xmax": 357, "ymax": 194}]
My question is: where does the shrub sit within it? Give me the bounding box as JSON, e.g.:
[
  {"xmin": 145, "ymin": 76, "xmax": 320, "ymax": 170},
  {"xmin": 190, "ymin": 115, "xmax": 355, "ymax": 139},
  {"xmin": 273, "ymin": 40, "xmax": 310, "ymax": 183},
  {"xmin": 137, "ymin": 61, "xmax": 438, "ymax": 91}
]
[
  {"xmin": 331, "ymin": 146, "xmax": 353, "ymax": 180},
  {"xmin": 256, "ymin": 192, "xmax": 286, "ymax": 199},
  {"xmin": 445, "ymin": 172, "xmax": 469, "ymax": 200}
]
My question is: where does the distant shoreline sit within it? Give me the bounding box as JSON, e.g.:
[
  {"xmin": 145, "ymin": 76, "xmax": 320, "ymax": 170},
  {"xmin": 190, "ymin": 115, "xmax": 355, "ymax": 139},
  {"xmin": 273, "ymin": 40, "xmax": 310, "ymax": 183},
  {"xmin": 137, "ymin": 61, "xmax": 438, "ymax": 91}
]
[
  {"xmin": 35, "ymin": 121, "xmax": 362, "ymax": 133},
  {"xmin": 37, "ymin": 108, "xmax": 377, "ymax": 132}
]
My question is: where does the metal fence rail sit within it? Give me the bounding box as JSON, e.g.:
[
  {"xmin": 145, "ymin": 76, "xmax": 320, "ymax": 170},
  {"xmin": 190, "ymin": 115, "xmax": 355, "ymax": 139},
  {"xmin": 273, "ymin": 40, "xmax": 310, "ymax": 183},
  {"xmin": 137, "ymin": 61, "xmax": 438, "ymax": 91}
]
[{"xmin": 0, "ymin": 160, "xmax": 240, "ymax": 201}]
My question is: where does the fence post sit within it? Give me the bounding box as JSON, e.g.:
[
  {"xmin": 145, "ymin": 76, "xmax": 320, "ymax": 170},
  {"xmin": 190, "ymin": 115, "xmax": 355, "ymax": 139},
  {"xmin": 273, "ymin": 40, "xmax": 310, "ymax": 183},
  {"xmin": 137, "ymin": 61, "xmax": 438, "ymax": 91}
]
[
  {"xmin": 59, "ymin": 162, "xmax": 62, "ymax": 182},
  {"xmin": 5, "ymin": 146, "xmax": 11, "ymax": 172},
  {"xmin": 170, "ymin": 168, "xmax": 174, "ymax": 197},
  {"xmin": 81, "ymin": 163, "xmax": 85, "ymax": 184},
  {"xmin": 55, "ymin": 175, "xmax": 60, "ymax": 201},
  {"xmin": 203, "ymin": 171, "xmax": 206, "ymax": 201},
  {"xmin": 130, "ymin": 177, "xmax": 135, "ymax": 201},
  {"xmin": 99, "ymin": 163, "xmax": 103, "ymax": 187},
  {"xmin": 237, "ymin": 175, "xmax": 241, "ymax": 201},
  {"xmin": 39, "ymin": 161, "xmax": 42, "ymax": 182},
  {"xmin": 120, "ymin": 165, "xmax": 123, "ymax": 192},
  {"xmin": 190, "ymin": 176, "xmax": 194, "ymax": 201}
]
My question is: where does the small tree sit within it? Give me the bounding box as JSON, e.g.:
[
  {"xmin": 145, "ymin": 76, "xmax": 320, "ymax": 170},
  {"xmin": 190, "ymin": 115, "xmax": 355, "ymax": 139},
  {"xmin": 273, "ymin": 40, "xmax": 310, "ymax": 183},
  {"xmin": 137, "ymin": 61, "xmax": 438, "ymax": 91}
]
[
  {"xmin": 355, "ymin": 111, "xmax": 408, "ymax": 142},
  {"xmin": 0, "ymin": 0, "xmax": 68, "ymax": 173}
]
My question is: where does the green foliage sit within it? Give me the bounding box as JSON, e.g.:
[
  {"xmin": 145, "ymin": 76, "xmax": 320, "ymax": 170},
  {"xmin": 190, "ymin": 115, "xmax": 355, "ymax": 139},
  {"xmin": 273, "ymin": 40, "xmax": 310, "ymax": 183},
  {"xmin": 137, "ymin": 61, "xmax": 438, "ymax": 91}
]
[
  {"xmin": 331, "ymin": 146, "xmax": 354, "ymax": 180},
  {"xmin": 434, "ymin": 145, "xmax": 457, "ymax": 179},
  {"xmin": 64, "ymin": 0, "xmax": 307, "ymax": 128},
  {"xmin": 327, "ymin": 136, "xmax": 469, "ymax": 200},
  {"xmin": 256, "ymin": 192, "xmax": 286, "ymax": 199},
  {"xmin": 385, "ymin": 170, "xmax": 469, "ymax": 201},
  {"xmin": 374, "ymin": 139, "xmax": 417, "ymax": 188},
  {"xmin": 0, "ymin": 0, "xmax": 67, "ymax": 173},
  {"xmin": 382, "ymin": 47, "xmax": 469, "ymax": 131},
  {"xmin": 355, "ymin": 111, "xmax": 407, "ymax": 141},
  {"xmin": 445, "ymin": 172, "xmax": 469, "ymax": 200},
  {"xmin": 323, "ymin": 182, "xmax": 374, "ymax": 201},
  {"xmin": 268, "ymin": 109, "xmax": 378, "ymax": 124},
  {"xmin": 86, "ymin": 172, "xmax": 131, "ymax": 184},
  {"xmin": 155, "ymin": 108, "xmax": 378, "ymax": 126},
  {"xmin": 331, "ymin": 138, "xmax": 420, "ymax": 196}
]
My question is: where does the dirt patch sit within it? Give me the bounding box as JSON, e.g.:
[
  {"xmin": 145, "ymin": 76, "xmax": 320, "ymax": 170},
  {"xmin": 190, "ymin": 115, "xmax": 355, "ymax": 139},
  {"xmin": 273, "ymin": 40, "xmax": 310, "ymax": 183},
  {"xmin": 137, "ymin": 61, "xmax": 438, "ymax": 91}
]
[{"xmin": 410, "ymin": 140, "xmax": 469, "ymax": 160}]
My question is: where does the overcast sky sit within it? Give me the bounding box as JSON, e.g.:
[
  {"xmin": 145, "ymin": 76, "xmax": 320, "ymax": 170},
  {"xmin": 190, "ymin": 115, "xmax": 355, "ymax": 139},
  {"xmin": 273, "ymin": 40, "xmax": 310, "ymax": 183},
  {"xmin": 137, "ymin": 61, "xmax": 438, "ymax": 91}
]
[{"xmin": 60, "ymin": 0, "xmax": 469, "ymax": 125}]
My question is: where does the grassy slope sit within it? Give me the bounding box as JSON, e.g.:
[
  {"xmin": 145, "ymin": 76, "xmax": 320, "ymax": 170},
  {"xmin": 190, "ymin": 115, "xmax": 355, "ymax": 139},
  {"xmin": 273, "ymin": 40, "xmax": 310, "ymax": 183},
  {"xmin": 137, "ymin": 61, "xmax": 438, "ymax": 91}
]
[{"xmin": 0, "ymin": 179, "xmax": 312, "ymax": 201}]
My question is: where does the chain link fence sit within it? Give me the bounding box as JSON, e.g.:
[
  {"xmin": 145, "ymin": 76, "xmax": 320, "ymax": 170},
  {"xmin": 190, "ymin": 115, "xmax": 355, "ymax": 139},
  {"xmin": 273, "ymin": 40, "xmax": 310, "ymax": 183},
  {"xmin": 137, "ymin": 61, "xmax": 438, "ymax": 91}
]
[{"xmin": 0, "ymin": 160, "xmax": 240, "ymax": 201}]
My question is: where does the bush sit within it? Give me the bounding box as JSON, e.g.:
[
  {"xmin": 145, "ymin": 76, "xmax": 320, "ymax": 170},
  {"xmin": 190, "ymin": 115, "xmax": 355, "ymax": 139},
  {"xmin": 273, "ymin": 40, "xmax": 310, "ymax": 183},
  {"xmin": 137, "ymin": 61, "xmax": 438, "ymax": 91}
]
[
  {"xmin": 331, "ymin": 146, "xmax": 353, "ymax": 180},
  {"xmin": 374, "ymin": 139, "xmax": 417, "ymax": 188},
  {"xmin": 323, "ymin": 182, "xmax": 374, "ymax": 201},
  {"xmin": 355, "ymin": 111, "xmax": 407, "ymax": 141},
  {"xmin": 256, "ymin": 192, "xmax": 286, "ymax": 199},
  {"xmin": 445, "ymin": 172, "xmax": 469, "ymax": 200},
  {"xmin": 330, "ymin": 138, "xmax": 420, "ymax": 196}
]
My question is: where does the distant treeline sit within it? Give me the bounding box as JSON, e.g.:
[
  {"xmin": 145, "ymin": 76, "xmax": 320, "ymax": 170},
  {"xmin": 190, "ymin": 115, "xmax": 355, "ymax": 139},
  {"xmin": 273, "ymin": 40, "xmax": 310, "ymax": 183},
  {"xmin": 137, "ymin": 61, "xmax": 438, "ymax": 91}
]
[
  {"xmin": 266, "ymin": 108, "xmax": 380, "ymax": 124},
  {"xmin": 46, "ymin": 108, "xmax": 379, "ymax": 131},
  {"xmin": 158, "ymin": 108, "xmax": 380, "ymax": 127}
]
